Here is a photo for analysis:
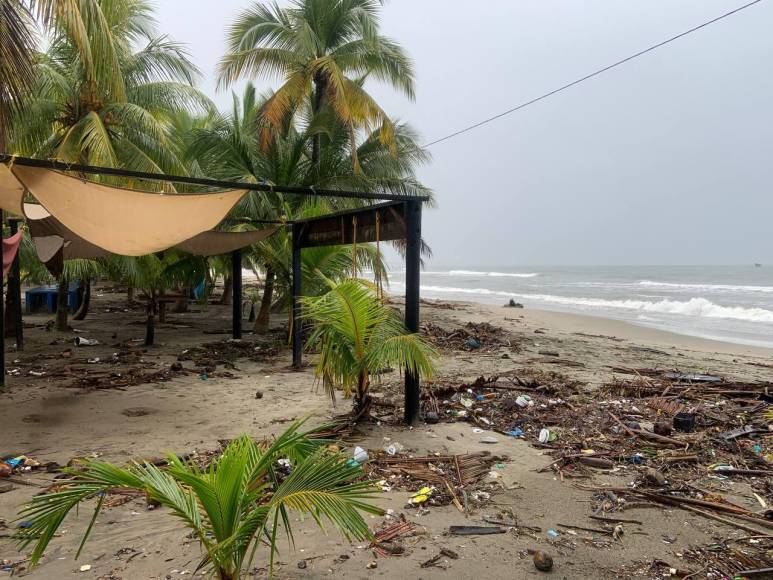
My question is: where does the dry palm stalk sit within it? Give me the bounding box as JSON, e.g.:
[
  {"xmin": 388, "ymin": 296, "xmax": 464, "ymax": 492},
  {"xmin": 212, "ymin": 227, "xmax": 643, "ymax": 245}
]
[
  {"xmin": 608, "ymin": 411, "xmax": 687, "ymax": 447},
  {"xmin": 370, "ymin": 518, "xmax": 418, "ymax": 557}
]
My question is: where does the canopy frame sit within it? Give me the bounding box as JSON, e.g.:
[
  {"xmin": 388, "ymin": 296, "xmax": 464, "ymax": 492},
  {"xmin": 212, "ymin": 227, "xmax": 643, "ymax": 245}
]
[
  {"xmin": 0, "ymin": 155, "xmax": 427, "ymax": 424},
  {"xmin": 290, "ymin": 200, "xmax": 422, "ymax": 424}
]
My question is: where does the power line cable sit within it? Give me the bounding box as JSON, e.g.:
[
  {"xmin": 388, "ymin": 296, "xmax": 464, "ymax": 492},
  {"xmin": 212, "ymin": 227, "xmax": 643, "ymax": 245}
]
[{"xmin": 422, "ymin": 0, "xmax": 764, "ymax": 149}]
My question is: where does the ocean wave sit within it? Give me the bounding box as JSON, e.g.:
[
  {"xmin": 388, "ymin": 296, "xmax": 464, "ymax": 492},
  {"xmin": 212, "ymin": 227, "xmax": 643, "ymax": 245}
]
[
  {"xmin": 639, "ymin": 280, "xmax": 773, "ymax": 293},
  {"xmin": 448, "ymin": 270, "xmax": 539, "ymax": 278},
  {"xmin": 414, "ymin": 285, "xmax": 773, "ymax": 323}
]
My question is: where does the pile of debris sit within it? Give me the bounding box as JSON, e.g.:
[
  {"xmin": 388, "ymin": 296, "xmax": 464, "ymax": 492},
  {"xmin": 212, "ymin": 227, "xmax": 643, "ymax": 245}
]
[
  {"xmin": 177, "ymin": 339, "xmax": 278, "ymax": 370},
  {"xmin": 364, "ymin": 450, "xmax": 502, "ymax": 510},
  {"xmin": 620, "ymin": 538, "xmax": 773, "ymax": 578},
  {"xmin": 418, "ymin": 369, "xmax": 773, "ymax": 510},
  {"xmin": 421, "ymin": 321, "xmax": 516, "ymax": 351}
]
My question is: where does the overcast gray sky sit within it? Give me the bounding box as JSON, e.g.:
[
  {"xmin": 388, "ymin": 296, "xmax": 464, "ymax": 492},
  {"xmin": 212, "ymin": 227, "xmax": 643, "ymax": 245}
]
[{"xmin": 155, "ymin": 0, "xmax": 773, "ymax": 267}]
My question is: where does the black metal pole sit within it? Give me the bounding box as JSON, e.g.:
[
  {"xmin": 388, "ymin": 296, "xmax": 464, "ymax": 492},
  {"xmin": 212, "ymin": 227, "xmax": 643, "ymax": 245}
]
[
  {"xmin": 404, "ymin": 200, "xmax": 422, "ymax": 424},
  {"xmin": 0, "ymin": 155, "xmax": 429, "ymax": 203},
  {"xmin": 0, "ymin": 209, "xmax": 5, "ymax": 390},
  {"xmin": 8, "ymin": 219, "xmax": 22, "ymax": 350},
  {"xmin": 291, "ymin": 223, "xmax": 303, "ymax": 369},
  {"xmin": 231, "ymin": 249, "xmax": 242, "ymax": 340}
]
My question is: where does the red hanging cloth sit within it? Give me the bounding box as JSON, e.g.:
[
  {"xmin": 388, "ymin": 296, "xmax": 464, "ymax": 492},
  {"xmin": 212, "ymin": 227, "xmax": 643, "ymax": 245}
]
[{"xmin": 3, "ymin": 231, "xmax": 23, "ymax": 277}]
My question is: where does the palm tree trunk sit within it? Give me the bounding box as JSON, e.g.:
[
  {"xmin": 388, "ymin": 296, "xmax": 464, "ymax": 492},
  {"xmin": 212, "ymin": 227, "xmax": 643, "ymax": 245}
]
[
  {"xmin": 144, "ymin": 294, "xmax": 156, "ymax": 346},
  {"xmin": 253, "ymin": 267, "xmax": 275, "ymax": 333},
  {"xmin": 55, "ymin": 277, "xmax": 69, "ymax": 331},
  {"xmin": 127, "ymin": 285, "xmax": 134, "ymax": 304},
  {"xmin": 220, "ymin": 274, "xmax": 232, "ymax": 305},
  {"xmin": 353, "ymin": 372, "xmax": 372, "ymax": 421},
  {"xmin": 73, "ymin": 279, "xmax": 91, "ymax": 320},
  {"xmin": 311, "ymin": 74, "xmax": 327, "ymax": 169}
]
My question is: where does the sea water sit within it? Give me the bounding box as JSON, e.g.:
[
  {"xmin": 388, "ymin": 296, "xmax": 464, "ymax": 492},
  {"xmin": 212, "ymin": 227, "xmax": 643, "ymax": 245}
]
[{"xmin": 386, "ymin": 266, "xmax": 773, "ymax": 348}]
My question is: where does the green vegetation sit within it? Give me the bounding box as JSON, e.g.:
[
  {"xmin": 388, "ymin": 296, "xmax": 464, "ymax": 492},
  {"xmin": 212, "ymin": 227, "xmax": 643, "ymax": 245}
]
[
  {"xmin": 16, "ymin": 421, "xmax": 382, "ymax": 579},
  {"xmin": 3, "ymin": 0, "xmax": 428, "ymax": 572},
  {"xmin": 3, "ymin": 0, "xmax": 429, "ymax": 334},
  {"xmin": 303, "ymin": 277, "xmax": 436, "ymax": 415}
]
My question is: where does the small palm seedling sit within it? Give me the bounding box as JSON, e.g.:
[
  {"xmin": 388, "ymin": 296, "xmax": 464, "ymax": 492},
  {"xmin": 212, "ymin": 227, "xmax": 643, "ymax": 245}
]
[
  {"xmin": 16, "ymin": 421, "xmax": 381, "ymax": 579},
  {"xmin": 303, "ymin": 277, "xmax": 436, "ymax": 417}
]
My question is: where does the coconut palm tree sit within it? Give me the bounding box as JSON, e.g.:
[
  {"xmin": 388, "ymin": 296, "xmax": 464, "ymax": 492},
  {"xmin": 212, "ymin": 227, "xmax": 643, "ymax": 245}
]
[
  {"xmin": 17, "ymin": 420, "xmax": 381, "ymax": 579},
  {"xmin": 303, "ymin": 277, "xmax": 436, "ymax": 416},
  {"xmin": 188, "ymin": 83, "xmax": 430, "ymax": 332},
  {"xmin": 11, "ymin": 0, "xmax": 212, "ymax": 177},
  {"xmin": 0, "ymin": 0, "xmax": 37, "ymax": 151},
  {"xmin": 218, "ymin": 0, "xmax": 415, "ymax": 169}
]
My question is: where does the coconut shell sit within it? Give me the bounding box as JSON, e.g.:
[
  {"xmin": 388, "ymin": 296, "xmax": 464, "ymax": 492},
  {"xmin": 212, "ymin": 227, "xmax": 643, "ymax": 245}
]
[
  {"xmin": 0, "ymin": 463, "xmax": 12, "ymax": 477},
  {"xmin": 533, "ymin": 550, "xmax": 553, "ymax": 572}
]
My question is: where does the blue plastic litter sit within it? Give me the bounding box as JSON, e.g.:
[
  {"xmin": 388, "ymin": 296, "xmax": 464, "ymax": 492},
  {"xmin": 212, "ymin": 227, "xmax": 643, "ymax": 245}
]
[
  {"xmin": 506, "ymin": 428, "xmax": 525, "ymax": 437},
  {"xmin": 4, "ymin": 457, "xmax": 22, "ymax": 469},
  {"xmin": 475, "ymin": 394, "xmax": 485, "ymax": 401},
  {"xmin": 628, "ymin": 454, "xmax": 644, "ymax": 464},
  {"xmin": 466, "ymin": 336, "xmax": 481, "ymax": 349},
  {"xmin": 18, "ymin": 521, "xmax": 33, "ymax": 529},
  {"xmin": 546, "ymin": 529, "xmax": 560, "ymax": 539}
]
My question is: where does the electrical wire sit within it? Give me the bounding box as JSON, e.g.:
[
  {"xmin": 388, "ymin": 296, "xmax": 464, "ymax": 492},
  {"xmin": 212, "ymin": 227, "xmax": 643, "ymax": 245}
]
[{"xmin": 422, "ymin": 0, "xmax": 764, "ymax": 149}]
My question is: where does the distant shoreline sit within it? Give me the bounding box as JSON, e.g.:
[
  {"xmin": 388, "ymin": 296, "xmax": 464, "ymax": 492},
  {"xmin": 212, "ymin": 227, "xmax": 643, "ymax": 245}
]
[{"xmin": 418, "ymin": 297, "xmax": 773, "ymax": 358}]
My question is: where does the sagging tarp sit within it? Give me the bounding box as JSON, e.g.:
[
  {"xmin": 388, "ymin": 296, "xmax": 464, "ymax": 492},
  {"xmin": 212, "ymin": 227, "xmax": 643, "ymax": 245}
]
[
  {"xmin": 0, "ymin": 164, "xmax": 25, "ymax": 216},
  {"xmin": 175, "ymin": 228, "xmax": 278, "ymax": 256},
  {"xmin": 12, "ymin": 165, "xmax": 249, "ymax": 256},
  {"xmin": 26, "ymin": 204, "xmax": 277, "ymax": 269},
  {"xmin": 26, "ymin": 204, "xmax": 107, "ymax": 262}
]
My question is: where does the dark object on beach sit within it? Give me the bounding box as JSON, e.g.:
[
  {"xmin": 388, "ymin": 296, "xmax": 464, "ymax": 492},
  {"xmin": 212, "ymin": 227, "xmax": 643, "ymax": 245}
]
[
  {"xmin": 449, "ymin": 525, "xmax": 506, "ymax": 536},
  {"xmin": 297, "ymin": 560, "xmax": 307, "ymax": 569},
  {"xmin": 421, "ymin": 549, "xmax": 459, "ymax": 568},
  {"xmin": 532, "ymin": 551, "xmax": 554, "ymax": 572},
  {"xmin": 467, "ymin": 336, "xmax": 481, "ymax": 349},
  {"xmin": 653, "ymin": 421, "xmax": 673, "ymax": 436},
  {"xmin": 538, "ymin": 350, "xmax": 560, "ymax": 357},
  {"xmin": 0, "ymin": 463, "xmax": 11, "ymax": 478},
  {"xmin": 170, "ymin": 362, "xmax": 183, "ymax": 372},
  {"xmin": 577, "ymin": 457, "xmax": 614, "ymax": 470},
  {"xmin": 720, "ymin": 424, "xmax": 767, "ymax": 441},
  {"xmin": 505, "ymin": 299, "xmax": 524, "ymax": 308},
  {"xmin": 425, "ymin": 411, "xmax": 439, "ymax": 424},
  {"xmin": 255, "ymin": 390, "xmax": 263, "ymax": 400},
  {"xmin": 673, "ymin": 412, "xmax": 696, "ymax": 433},
  {"xmin": 624, "ymin": 421, "xmax": 641, "ymax": 431},
  {"xmin": 645, "ymin": 468, "xmax": 666, "ymax": 487}
]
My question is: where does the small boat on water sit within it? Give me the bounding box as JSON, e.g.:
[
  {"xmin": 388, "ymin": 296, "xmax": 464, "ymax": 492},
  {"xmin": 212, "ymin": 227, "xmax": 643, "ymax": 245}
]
[{"xmin": 754, "ymin": 263, "xmax": 762, "ymax": 268}]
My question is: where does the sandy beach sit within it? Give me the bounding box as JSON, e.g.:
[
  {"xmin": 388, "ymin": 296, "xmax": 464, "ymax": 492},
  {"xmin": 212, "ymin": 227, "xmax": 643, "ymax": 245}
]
[{"xmin": 1, "ymin": 288, "xmax": 771, "ymax": 579}]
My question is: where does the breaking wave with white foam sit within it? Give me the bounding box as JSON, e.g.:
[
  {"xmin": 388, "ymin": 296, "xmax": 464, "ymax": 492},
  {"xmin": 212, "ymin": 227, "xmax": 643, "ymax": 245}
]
[
  {"xmin": 415, "ymin": 285, "xmax": 773, "ymax": 323},
  {"xmin": 638, "ymin": 280, "xmax": 773, "ymax": 293}
]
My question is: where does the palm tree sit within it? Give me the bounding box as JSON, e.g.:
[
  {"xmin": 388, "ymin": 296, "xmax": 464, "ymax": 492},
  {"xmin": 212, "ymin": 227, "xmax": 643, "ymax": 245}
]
[
  {"xmin": 0, "ymin": 0, "xmax": 37, "ymax": 151},
  {"xmin": 6, "ymin": 0, "xmax": 212, "ymax": 328},
  {"xmin": 11, "ymin": 0, "xmax": 212, "ymax": 177},
  {"xmin": 17, "ymin": 421, "xmax": 381, "ymax": 580},
  {"xmin": 303, "ymin": 277, "xmax": 436, "ymax": 416},
  {"xmin": 188, "ymin": 83, "xmax": 431, "ymax": 332},
  {"xmin": 101, "ymin": 252, "xmax": 207, "ymax": 346},
  {"xmin": 218, "ymin": 0, "xmax": 415, "ymax": 169}
]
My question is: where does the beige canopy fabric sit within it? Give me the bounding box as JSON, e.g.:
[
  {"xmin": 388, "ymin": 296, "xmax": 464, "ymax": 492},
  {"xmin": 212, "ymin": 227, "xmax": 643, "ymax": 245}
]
[
  {"xmin": 0, "ymin": 164, "xmax": 25, "ymax": 216},
  {"xmin": 26, "ymin": 204, "xmax": 108, "ymax": 261},
  {"xmin": 26, "ymin": 203, "xmax": 276, "ymax": 263},
  {"xmin": 12, "ymin": 165, "xmax": 249, "ymax": 256},
  {"xmin": 175, "ymin": 228, "xmax": 278, "ymax": 256}
]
